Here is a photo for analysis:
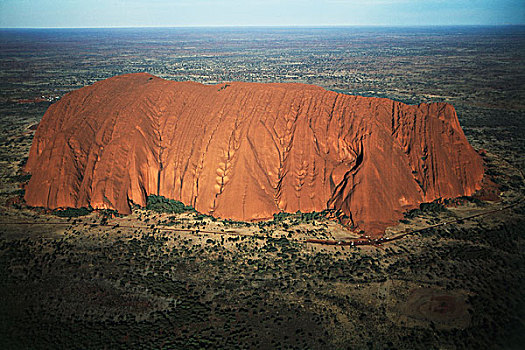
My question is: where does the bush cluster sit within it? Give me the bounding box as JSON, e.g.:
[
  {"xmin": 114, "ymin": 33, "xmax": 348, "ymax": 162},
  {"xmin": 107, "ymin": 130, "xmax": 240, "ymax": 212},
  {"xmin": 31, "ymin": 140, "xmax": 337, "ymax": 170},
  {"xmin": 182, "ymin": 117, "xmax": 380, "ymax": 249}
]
[{"xmin": 145, "ymin": 195, "xmax": 196, "ymax": 214}]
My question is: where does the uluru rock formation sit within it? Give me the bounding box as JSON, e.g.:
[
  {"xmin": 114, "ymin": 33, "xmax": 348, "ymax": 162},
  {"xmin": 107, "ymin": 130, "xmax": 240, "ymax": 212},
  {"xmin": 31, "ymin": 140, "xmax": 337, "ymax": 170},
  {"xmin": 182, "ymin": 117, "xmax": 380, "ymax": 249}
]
[{"xmin": 25, "ymin": 73, "xmax": 484, "ymax": 235}]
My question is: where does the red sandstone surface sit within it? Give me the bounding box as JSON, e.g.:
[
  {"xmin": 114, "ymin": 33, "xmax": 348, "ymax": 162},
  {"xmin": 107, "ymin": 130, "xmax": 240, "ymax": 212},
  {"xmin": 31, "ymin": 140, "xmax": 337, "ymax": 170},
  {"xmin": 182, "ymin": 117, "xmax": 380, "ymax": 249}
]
[{"xmin": 24, "ymin": 73, "xmax": 484, "ymax": 235}]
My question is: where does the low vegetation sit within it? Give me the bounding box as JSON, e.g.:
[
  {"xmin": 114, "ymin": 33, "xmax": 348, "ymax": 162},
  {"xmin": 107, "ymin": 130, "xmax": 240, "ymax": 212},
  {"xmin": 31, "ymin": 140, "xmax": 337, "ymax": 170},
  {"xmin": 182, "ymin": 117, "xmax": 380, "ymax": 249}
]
[
  {"xmin": 145, "ymin": 195, "xmax": 196, "ymax": 214},
  {"xmin": 52, "ymin": 207, "xmax": 92, "ymax": 217}
]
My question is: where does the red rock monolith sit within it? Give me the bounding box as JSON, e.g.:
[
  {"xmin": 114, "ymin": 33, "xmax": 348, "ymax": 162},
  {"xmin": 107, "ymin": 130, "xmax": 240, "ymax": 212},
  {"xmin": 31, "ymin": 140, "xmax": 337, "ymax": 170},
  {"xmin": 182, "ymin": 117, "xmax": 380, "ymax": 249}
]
[{"xmin": 25, "ymin": 73, "xmax": 484, "ymax": 235}]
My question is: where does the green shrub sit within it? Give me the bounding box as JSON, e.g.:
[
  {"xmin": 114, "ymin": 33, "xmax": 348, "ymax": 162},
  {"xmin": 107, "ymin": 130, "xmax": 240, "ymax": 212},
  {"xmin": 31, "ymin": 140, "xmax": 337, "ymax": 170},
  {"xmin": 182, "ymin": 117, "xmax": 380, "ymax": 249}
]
[
  {"xmin": 145, "ymin": 195, "xmax": 196, "ymax": 214},
  {"xmin": 53, "ymin": 207, "xmax": 92, "ymax": 217},
  {"xmin": 404, "ymin": 200, "xmax": 450, "ymax": 219},
  {"xmin": 9, "ymin": 174, "xmax": 32, "ymax": 183}
]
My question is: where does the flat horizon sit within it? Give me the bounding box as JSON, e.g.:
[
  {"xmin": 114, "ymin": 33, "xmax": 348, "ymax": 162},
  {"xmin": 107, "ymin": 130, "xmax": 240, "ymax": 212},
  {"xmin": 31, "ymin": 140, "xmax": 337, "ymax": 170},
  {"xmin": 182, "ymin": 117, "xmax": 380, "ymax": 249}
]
[
  {"xmin": 1, "ymin": 0, "xmax": 523, "ymax": 28},
  {"xmin": 2, "ymin": 24, "xmax": 525, "ymax": 30}
]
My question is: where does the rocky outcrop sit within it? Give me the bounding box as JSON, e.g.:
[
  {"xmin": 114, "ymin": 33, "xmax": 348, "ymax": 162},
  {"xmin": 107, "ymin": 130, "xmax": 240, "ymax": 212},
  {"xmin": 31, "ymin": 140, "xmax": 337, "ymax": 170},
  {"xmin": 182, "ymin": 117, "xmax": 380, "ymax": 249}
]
[{"xmin": 24, "ymin": 73, "xmax": 484, "ymax": 235}]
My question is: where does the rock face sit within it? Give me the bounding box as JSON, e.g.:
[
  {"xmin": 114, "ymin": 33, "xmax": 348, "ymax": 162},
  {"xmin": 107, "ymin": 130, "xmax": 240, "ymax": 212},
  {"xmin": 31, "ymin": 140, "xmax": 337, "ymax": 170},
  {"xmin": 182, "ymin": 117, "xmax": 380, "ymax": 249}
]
[{"xmin": 25, "ymin": 73, "xmax": 484, "ymax": 235}]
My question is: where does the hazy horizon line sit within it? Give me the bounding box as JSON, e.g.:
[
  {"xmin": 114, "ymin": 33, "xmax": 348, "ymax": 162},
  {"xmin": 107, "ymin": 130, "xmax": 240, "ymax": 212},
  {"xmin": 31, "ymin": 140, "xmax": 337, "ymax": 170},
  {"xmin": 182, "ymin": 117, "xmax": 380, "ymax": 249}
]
[{"xmin": 2, "ymin": 24, "xmax": 524, "ymax": 30}]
